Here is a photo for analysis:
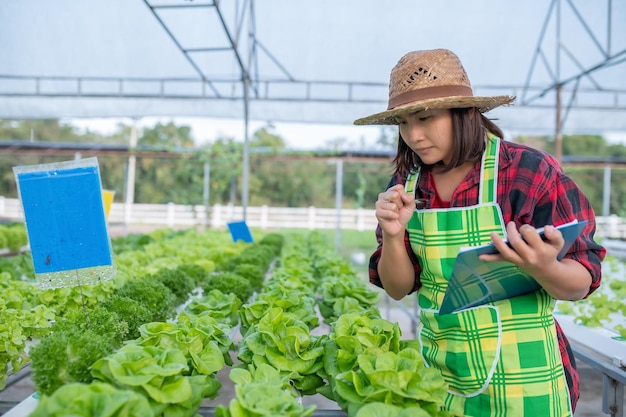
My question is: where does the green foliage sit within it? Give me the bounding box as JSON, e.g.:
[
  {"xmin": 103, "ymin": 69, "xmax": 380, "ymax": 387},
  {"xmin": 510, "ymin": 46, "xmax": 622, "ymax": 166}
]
[
  {"xmin": 29, "ymin": 327, "xmax": 115, "ymax": 396},
  {"xmin": 215, "ymin": 364, "xmax": 315, "ymax": 417},
  {"xmin": 91, "ymin": 343, "xmax": 221, "ymax": 415},
  {"xmin": 556, "ymin": 255, "xmax": 626, "ymax": 337},
  {"xmin": 111, "ymin": 233, "xmax": 155, "ymax": 253},
  {"xmin": 258, "ymin": 232, "xmax": 285, "ymax": 253},
  {"xmin": 29, "ymin": 382, "xmax": 155, "ymax": 417},
  {"xmin": 0, "ymin": 119, "xmax": 85, "ymax": 143},
  {"xmin": 100, "ymin": 295, "xmax": 154, "ymax": 340},
  {"xmin": 334, "ymin": 348, "xmax": 451, "ymax": 417},
  {"xmin": 239, "ymin": 291, "xmax": 319, "ymax": 335},
  {"xmin": 322, "ymin": 313, "xmax": 402, "ymax": 379},
  {"xmin": 232, "ymin": 263, "xmax": 266, "ymax": 291},
  {"xmin": 250, "ymin": 124, "xmax": 287, "ymax": 152},
  {"xmin": 0, "ymin": 223, "xmax": 28, "ymax": 251},
  {"xmin": 55, "ymin": 306, "xmax": 130, "ymax": 347},
  {"xmin": 0, "ymin": 251, "xmax": 34, "ymax": 280},
  {"xmin": 318, "ymin": 276, "xmax": 380, "ymax": 324},
  {"xmin": 176, "ymin": 263, "xmax": 209, "ymax": 287},
  {"xmin": 355, "ymin": 402, "xmax": 450, "ymax": 417},
  {"xmin": 139, "ymin": 121, "xmax": 194, "ymax": 149},
  {"xmin": 237, "ymin": 309, "xmax": 327, "ymax": 395},
  {"xmin": 135, "ymin": 314, "xmax": 232, "ymax": 371},
  {"xmin": 35, "ymin": 282, "xmax": 115, "ymax": 319},
  {"xmin": 562, "ymin": 134, "xmax": 607, "ymax": 156},
  {"xmin": 232, "ymin": 244, "xmax": 275, "ymax": 269},
  {"xmin": 607, "ymin": 170, "xmax": 626, "ymax": 217},
  {"xmin": 202, "ymin": 271, "xmax": 251, "ymax": 303},
  {"xmin": 318, "ymin": 311, "xmax": 449, "ymax": 416},
  {"xmin": 0, "ymin": 304, "xmax": 54, "ymax": 389},
  {"xmin": 115, "ymin": 277, "xmax": 177, "ymax": 322},
  {"xmin": 0, "ymin": 271, "xmax": 53, "ymax": 389},
  {"xmin": 184, "ymin": 289, "xmax": 242, "ymax": 328},
  {"xmin": 151, "ymin": 267, "xmax": 196, "ymax": 306},
  {"xmin": 205, "ymin": 137, "xmax": 244, "ymax": 204}
]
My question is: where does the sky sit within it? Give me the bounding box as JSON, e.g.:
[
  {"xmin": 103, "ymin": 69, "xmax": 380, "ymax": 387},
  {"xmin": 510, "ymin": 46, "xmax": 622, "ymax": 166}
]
[{"xmin": 64, "ymin": 116, "xmax": 385, "ymax": 150}]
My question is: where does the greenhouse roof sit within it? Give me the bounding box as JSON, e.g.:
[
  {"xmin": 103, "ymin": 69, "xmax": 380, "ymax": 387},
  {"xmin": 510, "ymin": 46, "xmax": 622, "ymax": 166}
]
[{"xmin": 1, "ymin": 0, "xmax": 625, "ymax": 139}]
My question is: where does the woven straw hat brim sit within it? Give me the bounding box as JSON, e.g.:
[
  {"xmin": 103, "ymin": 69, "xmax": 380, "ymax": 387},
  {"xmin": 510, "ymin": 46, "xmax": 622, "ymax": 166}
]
[{"xmin": 353, "ymin": 95, "xmax": 515, "ymax": 126}]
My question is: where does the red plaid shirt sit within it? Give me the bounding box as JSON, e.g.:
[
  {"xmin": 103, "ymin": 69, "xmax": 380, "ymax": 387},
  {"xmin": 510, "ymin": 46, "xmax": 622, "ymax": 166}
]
[{"xmin": 369, "ymin": 140, "xmax": 606, "ymax": 411}]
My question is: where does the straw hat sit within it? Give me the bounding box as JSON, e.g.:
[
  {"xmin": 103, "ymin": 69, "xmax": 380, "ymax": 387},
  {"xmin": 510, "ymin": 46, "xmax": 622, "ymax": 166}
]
[{"xmin": 353, "ymin": 49, "xmax": 515, "ymax": 125}]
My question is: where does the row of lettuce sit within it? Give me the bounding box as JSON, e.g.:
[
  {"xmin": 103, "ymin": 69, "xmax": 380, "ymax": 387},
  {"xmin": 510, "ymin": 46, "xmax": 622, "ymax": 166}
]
[
  {"xmin": 1, "ymin": 226, "xmax": 454, "ymax": 417},
  {"xmin": 2, "ymin": 223, "xmax": 623, "ymax": 417}
]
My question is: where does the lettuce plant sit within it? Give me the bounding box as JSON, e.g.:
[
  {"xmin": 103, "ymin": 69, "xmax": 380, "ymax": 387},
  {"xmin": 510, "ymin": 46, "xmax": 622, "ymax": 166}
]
[
  {"xmin": 355, "ymin": 402, "xmax": 453, "ymax": 417},
  {"xmin": 237, "ymin": 308, "xmax": 326, "ymax": 395},
  {"xmin": 321, "ymin": 312, "xmax": 402, "ymax": 381},
  {"xmin": 136, "ymin": 312, "xmax": 233, "ymax": 369},
  {"xmin": 91, "ymin": 344, "xmax": 221, "ymax": 417},
  {"xmin": 29, "ymin": 382, "xmax": 154, "ymax": 417},
  {"xmin": 317, "ymin": 276, "xmax": 380, "ymax": 325},
  {"xmin": 334, "ymin": 348, "xmax": 450, "ymax": 417},
  {"xmin": 239, "ymin": 289, "xmax": 318, "ymax": 335},
  {"xmin": 215, "ymin": 363, "xmax": 315, "ymax": 417},
  {"xmin": 184, "ymin": 289, "xmax": 242, "ymax": 328}
]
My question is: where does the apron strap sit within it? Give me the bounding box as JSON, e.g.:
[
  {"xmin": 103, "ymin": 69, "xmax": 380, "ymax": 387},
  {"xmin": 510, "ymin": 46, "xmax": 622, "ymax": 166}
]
[
  {"xmin": 479, "ymin": 134, "xmax": 500, "ymax": 204},
  {"xmin": 405, "ymin": 167, "xmax": 419, "ymax": 195}
]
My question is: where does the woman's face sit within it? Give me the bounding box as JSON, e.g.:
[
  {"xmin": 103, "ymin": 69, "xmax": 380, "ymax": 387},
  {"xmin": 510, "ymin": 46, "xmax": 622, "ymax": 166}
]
[{"xmin": 396, "ymin": 108, "xmax": 454, "ymax": 166}]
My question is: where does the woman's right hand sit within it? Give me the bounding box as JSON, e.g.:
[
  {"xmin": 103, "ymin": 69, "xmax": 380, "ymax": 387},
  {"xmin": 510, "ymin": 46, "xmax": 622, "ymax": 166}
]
[{"xmin": 375, "ymin": 184, "xmax": 416, "ymax": 238}]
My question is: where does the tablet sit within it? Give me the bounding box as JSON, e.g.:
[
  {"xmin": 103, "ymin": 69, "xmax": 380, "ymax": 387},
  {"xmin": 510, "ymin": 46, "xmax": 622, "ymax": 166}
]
[{"xmin": 439, "ymin": 220, "xmax": 588, "ymax": 314}]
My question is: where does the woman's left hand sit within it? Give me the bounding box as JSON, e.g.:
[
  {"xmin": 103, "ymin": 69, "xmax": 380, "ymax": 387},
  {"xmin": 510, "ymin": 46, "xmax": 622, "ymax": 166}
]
[
  {"xmin": 480, "ymin": 222, "xmax": 565, "ymax": 276},
  {"xmin": 480, "ymin": 221, "xmax": 592, "ymax": 300}
]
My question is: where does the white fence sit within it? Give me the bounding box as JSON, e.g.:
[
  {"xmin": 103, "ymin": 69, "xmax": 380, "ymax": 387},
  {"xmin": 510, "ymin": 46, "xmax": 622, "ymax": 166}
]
[
  {"xmin": 1, "ymin": 196, "xmax": 625, "ymax": 237},
  {"xmin": 0, "ymin": 197, "xmax": 378, "ymax": 232}
]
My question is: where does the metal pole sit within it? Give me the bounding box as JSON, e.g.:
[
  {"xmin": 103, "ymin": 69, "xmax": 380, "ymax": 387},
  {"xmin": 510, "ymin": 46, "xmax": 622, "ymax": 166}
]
[
  {"xmin": 124, "ymin": 119, "xmax": 138, "ymax": 233},
  {"xmin": 603, "ymin": 165, "xmax": 611, "ymax": 218},
  {"xmin": 554, "ymin": 0, "xmax": 563, "ymax": 163},
  {"xmin": 335, "ymin": 159, "xmax": 343, "ymax": 251},
  {"xmin": 555, "ymin": 85, "xmax": 563, "ymax": 163},
  {"xmin": 603, "ymin": 165, "xmax": 611, "ymax": 237},
  {"xmin": 203, "ymin": 162, "xmax": 210, "ymax": 229},
  {"xmin": 242, "ymin": 75, "xmax": 250, "ymax": 221}
]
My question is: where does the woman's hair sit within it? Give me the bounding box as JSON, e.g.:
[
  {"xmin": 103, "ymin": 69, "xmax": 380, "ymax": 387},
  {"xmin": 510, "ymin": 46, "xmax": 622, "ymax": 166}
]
[{"xmin": 392, "ymin": 107, "xmax": 505, "ymax": 177}]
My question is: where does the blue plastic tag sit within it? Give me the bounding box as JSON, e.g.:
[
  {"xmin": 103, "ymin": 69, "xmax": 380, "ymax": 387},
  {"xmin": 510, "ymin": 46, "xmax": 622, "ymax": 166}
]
[
  {"xmin": 13, "ymin": 157, "xmax": 115, "ymax": 288},
  {"xmin": 227, "ymin": 220, "xmax": 253, "ymax": 243}
]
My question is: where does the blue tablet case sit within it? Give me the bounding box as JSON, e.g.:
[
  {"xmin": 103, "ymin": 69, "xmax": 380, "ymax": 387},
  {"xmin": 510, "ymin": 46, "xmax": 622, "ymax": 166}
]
[{"xmin": 439, "ymin": 220, "xmax": 587, "ymax": 314}]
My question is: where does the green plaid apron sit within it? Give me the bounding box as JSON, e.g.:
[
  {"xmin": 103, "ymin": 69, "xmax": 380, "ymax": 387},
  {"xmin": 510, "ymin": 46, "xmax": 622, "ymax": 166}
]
[{"xmin": 405, "ymin": 135, "xmax": 572, "ymax": 417}]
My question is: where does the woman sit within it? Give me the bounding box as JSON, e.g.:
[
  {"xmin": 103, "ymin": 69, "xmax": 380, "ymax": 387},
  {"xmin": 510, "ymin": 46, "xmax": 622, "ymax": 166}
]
[{"xmin": 355, "ymin": 49, "xmax": 605, "ymax": 416}]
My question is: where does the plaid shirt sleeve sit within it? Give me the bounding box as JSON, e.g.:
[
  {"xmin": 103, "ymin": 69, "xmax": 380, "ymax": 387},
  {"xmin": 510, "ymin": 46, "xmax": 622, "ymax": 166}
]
[{"xmin": 368, "ymin": 175, "xmax": 422, "ymax": 293}]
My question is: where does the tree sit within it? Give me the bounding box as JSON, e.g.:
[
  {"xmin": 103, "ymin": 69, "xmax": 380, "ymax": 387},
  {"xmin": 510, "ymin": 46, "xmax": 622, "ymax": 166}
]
[
  {"xmin": 0, "ymin": 119, "xmax": 81, "ymax": 143},
  {"xmin": 250, "ymin": 125, "xmax": 286, "ymax": 152},
  {"xmin": 205, "ymin": 138, "xmax": 244, "ymax": 205},
  {"xmin": 562, "ymin": 134, "xmax": 607, "ymax": 156},
  {"xmin": 138, "ymin": 122, "xmax": 194, "ymax": 149}
]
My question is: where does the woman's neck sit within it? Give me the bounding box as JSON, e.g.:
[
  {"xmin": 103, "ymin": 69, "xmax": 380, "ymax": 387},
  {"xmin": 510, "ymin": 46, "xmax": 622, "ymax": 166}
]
[{"xmin": 430, "ymin": 161, "xmax": 475, "ymax": 201}]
